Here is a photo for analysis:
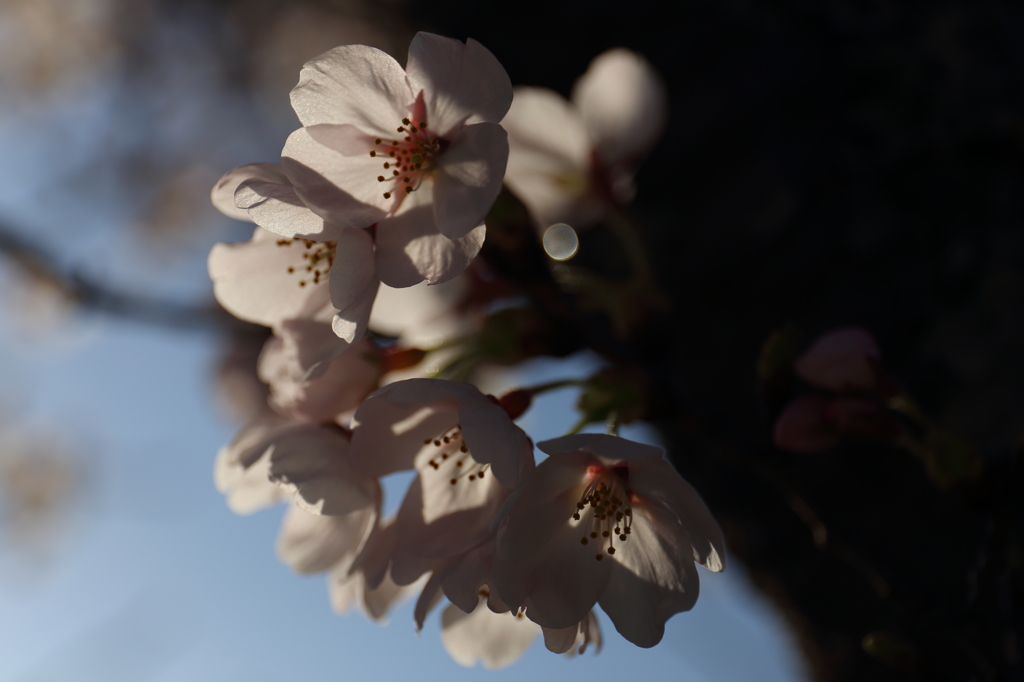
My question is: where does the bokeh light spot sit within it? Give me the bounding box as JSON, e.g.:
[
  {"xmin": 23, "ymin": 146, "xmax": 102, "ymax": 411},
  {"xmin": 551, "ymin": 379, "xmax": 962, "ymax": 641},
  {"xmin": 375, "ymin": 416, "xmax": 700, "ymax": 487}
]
[{"xmin": 543, "ymin": 223, "xmax": 579, "ymax": 261}]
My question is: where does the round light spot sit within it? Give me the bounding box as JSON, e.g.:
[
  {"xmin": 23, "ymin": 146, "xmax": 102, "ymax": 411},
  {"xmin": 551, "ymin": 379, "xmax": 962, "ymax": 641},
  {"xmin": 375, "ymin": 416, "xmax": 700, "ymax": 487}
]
[{"xmin": 543, "ymin": 223, "xmax": 579, "ymax": 261}]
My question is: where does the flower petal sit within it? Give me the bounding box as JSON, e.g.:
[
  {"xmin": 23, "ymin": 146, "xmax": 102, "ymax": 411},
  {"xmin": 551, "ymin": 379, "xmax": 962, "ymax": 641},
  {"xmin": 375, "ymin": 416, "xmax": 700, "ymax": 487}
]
[
  {"xmin": 629, "ymin": 457, "xmax": 726, "ymax": 572},
  {"xmin": 597, "ymin": 500, "xmax": 699, "ymax": 648},
  {"xmin": 211, "ymin": 163, "xmax": 289, "ymax": 222},
  {"xmin": 290, "ymin": 44, "xmax": 413, "ymax": 134},
  {"xmin": 208, "ymin": 227, "xmax": 325, "ymax": 327},
  {"xmin": 276, "ymin": 500, "xmax": 377, "ymax": 575},
  {"xmin": 282, "ymin": 127, "xmax": 389, "ymax": 229},
  {"xmin": 492, "ymin": 450, "xmax": 612, "ymax": 629},
  {"xmin": 441, "ymin": 601, "xmax": 538, "ymax": 669},
  {"xmin": 393, "ymin": 468, "xmax": 509, "ymax": 562},
  {"xmin": 537, "ymin": 433, "xmax": 663, "ymax": 464},
  {"xmin": 265, "ymin": 424, "xmax": 376, "ymax": 515},
  {"xmin": 349, "ymin": 395, "xmax": 461, "ymax": 478},
  {"xmin": 213, "ymin": 419, "xmax": 295, "ymax": 515},
  {"xmin": 260, "ymin": 334, "xmax": 381, "ymax": 424},
  {"xmin": 773, "ymin": 395, "xmax": 840, "ymax": 453},
  {"xmin": 235, "ymin": 176, "xmax": 341, "ymax": 240},
  {"xmin": 795, "ymin": 326, "xmax": 882, "ymax": 392},
  {"xmin": 541, "ymin": 623, "xmax": 579, "ymax": 654},
  {"xmin": 414, "ymin": 568, "xmax": 447, "ymax": 630},
  {"xmin": 405, "ymin": 33, "xmax": 512, "ymax": 137},
  {"xmin": 375, "ymin": 186, "xmax": 485, "ymax": 287},
  {"xmin": 441, "ymin": 544, "xmax": 492, "ymax": 614},
  {"xmin": 502, "ymin": 87, "xmax": 597, "ymax": 228},
  {"xmin": 571, "ymin": 48, "xmax": 667, "ymax": 168},
  {"xmin": 376, "ymin": 379, "xmax": 531, "ymax": 489},
  {"xmin": 433, "ymin": 122, "xmax": 508, "ymax": 239},
  {"xmin": 327, "ymin": 227, "xmax": 380, "ymax": 343}
]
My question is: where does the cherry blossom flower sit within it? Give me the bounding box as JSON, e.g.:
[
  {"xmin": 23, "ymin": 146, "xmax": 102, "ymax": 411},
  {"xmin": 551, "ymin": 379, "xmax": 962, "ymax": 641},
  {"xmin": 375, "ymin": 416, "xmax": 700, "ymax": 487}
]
[
  {"xmin": 795, "ymin": 326, "xmax": 885, "ymax": 393},
  {"xmin": 279, "ymin": 32, "xmax": 511, "ymax": 241},
  {"xmin": 492, "ymin": 434, "xmax": 725, "ymax": 648},
  {"xmin": 347, "ymin": 379, "xmax": 534, "ymax": 585},
  {"xmin": 207, "ymin": 222, "xmax": 378, "ymax": 350},
  {"xmin": 502, "ymin": 48, "xmax": 667, "ymax": 230},
  {"xmin": 258, "ymin": 333, "xmax": 382, "ymax": 424}
]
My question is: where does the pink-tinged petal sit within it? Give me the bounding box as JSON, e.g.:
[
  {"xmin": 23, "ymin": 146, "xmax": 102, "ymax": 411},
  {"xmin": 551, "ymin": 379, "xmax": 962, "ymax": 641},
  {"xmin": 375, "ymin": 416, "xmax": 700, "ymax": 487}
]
[
  {"xmin": 276, "ymin": 501, "xmax": 377, "ymax": 575},
  {"xmin": 795, "ymin": 326, "xmax": 882, "ymax": 392},
  {"xmin": 208, "ymin": 227, "xmax": 324, "ymax": 327},
  {"xmin": 405, "ymin": 33, "xmax": 512, "ymax": 137},
  {"xmin": 211, "ymin": 163, "xmax": 289, "ymax": 222},
  {"xmin": 493, "ymin": 450, "xmax": 611, "ymax": 628},
  {"xmin": 393, "ymin": 468, "xmax": 509, "ymax": 562},
  {"xmin": 441, "ymin": 601, "xmax": 538, "ymax": 669},
  {"xmin": 213, "ymin": 419, "xmax": 295, "ymax": 515},
  {"xmin": 377, "ymin": 379, "xmax": 531, "ymax": 489},
  {"xmin": 290, "ymin": 44, "xmax": 413, "ymax": 134},
  {"xmin": 327, "ymin": 228, "xmax": 379, "ymax": 343},
  {"xmin": 260, "ymin": 335, "xmax": 381, "ymax": 424},
  {"xmin": 571, "ymin": 48, "xmax": 667, "ymax": 168},
  {"xmin": 597, "ymin": 500, "xmax": 699, "ymax": 648},
  {"xmin": 263, "ymin": 318, "xmax": 346, "ymax": 386},
  {"xmin": 433, "ymin": 122, "xmax": 508, "ymax": 239},
  {"xmin": 375, "ymin": 189, "xmax": 485, "ymax": 287},
  {"xmin": 537, "ymin": 433, "xmax": 663, "ymax": 464},
  {"xmin": 369, "ymin": 277, "xmax": 471, "ymax": 347},
  {"xmin": 773, "ymin": 395, "xmax": 840, "ymax": 453},
  {"xmin": 629, "ymin": 457, "xmax": 726, "ymax": 572},
  {"xmin": 282, "ymin": 127, "xmax": 389, "ymax": 229},
  {"xmin": 502, "ymin": 87, "xmax": 597, "ymax": 228},
  {"xmin": 265, "ymin": 425, "xmax": 375, "ymax": 515},
  {"xmin": 235, "ymin": 177, "xmax": 341, "ymax": 241},
  {"xmin": 349, "ymin": 393, "xmax": 460, "ymax": 478}
]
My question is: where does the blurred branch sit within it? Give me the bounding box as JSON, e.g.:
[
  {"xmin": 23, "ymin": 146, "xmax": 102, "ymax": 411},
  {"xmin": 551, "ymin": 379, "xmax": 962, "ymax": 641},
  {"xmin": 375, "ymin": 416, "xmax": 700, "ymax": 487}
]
[{"xmin": 0, "ymin": 220, "xmax": 258, "ymax": 334}]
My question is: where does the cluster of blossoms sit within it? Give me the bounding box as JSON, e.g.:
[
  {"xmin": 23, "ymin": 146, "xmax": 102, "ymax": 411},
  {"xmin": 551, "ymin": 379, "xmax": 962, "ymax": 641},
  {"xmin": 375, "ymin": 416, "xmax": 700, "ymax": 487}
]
[{"xmin": 209, "ymin": 32, "xmax": 722, "ymax": 667}]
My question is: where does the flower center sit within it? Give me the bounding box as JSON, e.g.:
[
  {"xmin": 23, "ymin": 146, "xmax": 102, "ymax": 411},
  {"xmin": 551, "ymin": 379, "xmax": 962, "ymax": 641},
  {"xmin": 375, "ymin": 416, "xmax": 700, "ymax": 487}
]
[
  {"xmin": 572, "ymin": 467, "xmax": 633, "ymax": 561},
  {"xmin": 422, "ymin": 425, "xmax": 489, "ymax": 485},
  {"xmin": 275, "ymin": 238, "xmax": 337, "ymax": 288},
  {"xmin": 369, "ymin": 117, "xmax": 440, "ymax": 202}
]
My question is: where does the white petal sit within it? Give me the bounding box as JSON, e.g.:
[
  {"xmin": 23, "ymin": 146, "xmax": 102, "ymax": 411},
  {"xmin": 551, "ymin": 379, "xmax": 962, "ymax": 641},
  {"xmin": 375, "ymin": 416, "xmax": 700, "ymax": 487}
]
[
  {"xmin": 375, "ymin": 184, "xmax": 485, "ymax": 287},
  {"xmin": 393, "ymin": 468, "xmax": 509, "ymax": 562},
  {"xmin": 368, "ymin": 277, "xmax": 471, "ymax": 347},
  {"xmin": 261, "ymin": 335, "xmax": 381, "ymax": 424},
  {"xmin": 282, "ymin": 127, "xmax": 389, "ymax": 229},
  {"xmin": 211, "ymin": 163, "xmax": 289, "ymax": 222},
  {"xmin": 327, "ymin": 228, "xmax": 379, "ymax": 343},
  {"xmin": 235, "ymin": 177, "xmax": 341, "ymax": 240},
  {"xmin": 405, "ymin": 33, "xmax": 512, "ymax": 137},
  {"xmin": 629, "ymin": 456, "xmax": 726, "ymax": 572},
  {"xmin": 492, "ymin": 451, "xmax": 611, "ymax": 628},
  {"xmin": 571, "ymin": 48, "xmax": 667, "ymax": 167},
  {"xmin": 441, "ymin": 544, "xmax": 492, "ymax": 614},
  {"xmin": 377, "ymin": 379, "xmax": 531, "ymax": 488},
  {"xmin": 541, "ymin": 624, "xmax": 579, "ymax": 654},
  {"xmin": 597, "ymin": 501, "xmax": 699, "ymax": 648},
  {"xmin": 265, "ymin": 425, "xmax": 375, "ymax": 515},
  {"xmin": 208, "ymin": 227, "xmax": 326, "ymax": 327},
  {"xmin": 414, "ymin": 568, "xmax": 447, "ymax": 630},
  {"xmin": 349, "ymin": 395, "xmax": 460, "ymax": 479},
  {"xmin": 502, "ymin": 87, "xmax": 597, "ymax": 228},
  {"xmin": 441, "ymin": 601, "xmax": 538, "ymax": 669},
  {"xmin": 433, "ymin": 122, "xmax": 508, "ymax": 239},
  {"xmin": 329, "ymin": 567, "xmax": 412, "ymax": 624},
  {"xmin": 537, "ymin": 433, "xmax": 664, "ymax": 464},
  {"xmin": 276, "ymin": 501, "xmax": 377, "ymax": 575},
  {"xmin": 290, "ymin": 44, "xmax": 413, "ymax": 134},
  {"xmin": 213, "ymin": 420, "xmax": 295, "ymax": 515}
]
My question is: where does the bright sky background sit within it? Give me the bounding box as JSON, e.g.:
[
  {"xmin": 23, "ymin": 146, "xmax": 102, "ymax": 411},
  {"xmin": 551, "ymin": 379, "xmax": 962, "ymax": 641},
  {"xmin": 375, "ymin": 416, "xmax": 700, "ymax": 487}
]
[{"xmin": 0, "ymin": 16, "xmax": 807, "ymax": 680}]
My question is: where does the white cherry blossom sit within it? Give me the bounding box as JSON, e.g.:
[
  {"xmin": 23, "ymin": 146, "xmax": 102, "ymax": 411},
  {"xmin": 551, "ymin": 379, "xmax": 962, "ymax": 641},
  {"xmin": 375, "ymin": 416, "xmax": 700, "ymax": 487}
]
[
  {"xmin": 347, "ymin": 379, "xmax": 534, "ymax": 585},
  {"xmin": 502, "ymin": 48, "xmax": 667, "ymax": 230},
  {"xmin": 492, "ymin": 434, "xmax": 725, "ymax": 648}
]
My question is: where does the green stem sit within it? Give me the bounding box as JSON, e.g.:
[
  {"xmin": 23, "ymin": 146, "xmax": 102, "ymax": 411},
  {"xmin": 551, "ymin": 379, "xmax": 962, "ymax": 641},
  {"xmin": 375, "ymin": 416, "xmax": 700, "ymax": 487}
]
[{"xmin": 563, "ymin": 415, "xmax": 590, "ymax": 436}]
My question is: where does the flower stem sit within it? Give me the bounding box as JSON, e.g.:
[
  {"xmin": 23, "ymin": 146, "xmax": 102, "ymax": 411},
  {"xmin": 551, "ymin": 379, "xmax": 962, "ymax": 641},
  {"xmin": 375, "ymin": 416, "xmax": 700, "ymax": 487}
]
[
  {"xmin": 563, "ymin": 415, "xmax": 590, "ymax": 436},
  {"xmin": 606, "ymin": 412, "xmax": 620, "ymax": 436}
]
